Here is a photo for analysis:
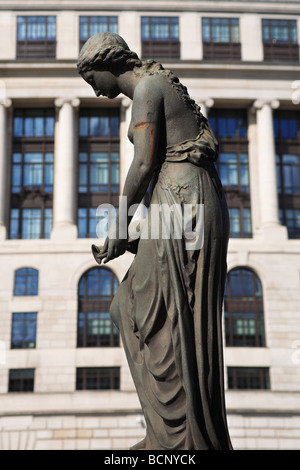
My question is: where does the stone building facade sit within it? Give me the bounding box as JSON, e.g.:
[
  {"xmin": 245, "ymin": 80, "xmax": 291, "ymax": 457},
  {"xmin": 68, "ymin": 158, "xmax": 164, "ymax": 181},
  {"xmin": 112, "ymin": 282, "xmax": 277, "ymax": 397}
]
[{"xmin": 0, "ymin": 0, "xmax": 300, "ymax": 450}]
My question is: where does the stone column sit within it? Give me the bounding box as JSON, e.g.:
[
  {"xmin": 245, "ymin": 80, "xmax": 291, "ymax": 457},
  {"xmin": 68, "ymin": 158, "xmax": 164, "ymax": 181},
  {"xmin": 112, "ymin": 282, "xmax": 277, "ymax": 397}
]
[
  {"xmin": 51, "ymin": 98, "xmax": 80, "ymax": 240},
  {"xmin": 0, "ymin": 99, "xmax": 12, "ymax": 240},
  {"xmin": 253, "ymin": 99, "xmax": 287, "ymax": 239}
]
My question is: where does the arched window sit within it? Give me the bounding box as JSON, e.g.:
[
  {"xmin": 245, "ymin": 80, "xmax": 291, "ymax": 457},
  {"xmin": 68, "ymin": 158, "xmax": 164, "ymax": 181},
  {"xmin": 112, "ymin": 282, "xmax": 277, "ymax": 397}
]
[
  {"xmin": 77, "ymin": 267, "xmax": 119, "ymax": 347},
  {"xmin": 14, "ymin": 268, "xmax": 39, "ymax": 296},
  {"xmin": 224, "ymin": 267, "xmax": 265, "ymax": 347}
]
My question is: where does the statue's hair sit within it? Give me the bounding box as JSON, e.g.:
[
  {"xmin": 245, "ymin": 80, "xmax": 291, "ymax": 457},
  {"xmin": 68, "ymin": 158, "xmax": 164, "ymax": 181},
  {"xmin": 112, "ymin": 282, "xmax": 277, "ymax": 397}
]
[{"xmin": 77, "ymin": 32, "xmax": 142, "ymax": 75}]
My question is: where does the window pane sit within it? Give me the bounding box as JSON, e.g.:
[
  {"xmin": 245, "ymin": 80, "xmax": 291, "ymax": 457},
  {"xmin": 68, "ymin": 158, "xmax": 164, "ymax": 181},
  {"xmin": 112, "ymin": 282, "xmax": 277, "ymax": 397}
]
[
  {"xmin": 47, "ymin": 16, "xmax": 56, "ymax": 40},
  {"xmin": 44, "ymin": 208, "xmax": 52, "ymax": 239},
  {"xmin": 25, "ymin": 314, "xmax": 37, "ymax": 347},
  {"xmin": 77, "ymin": 268, "xmax": 119, "ymax": 347},
  {"xmin": 141, "ymin": 17, "xmax": 150, "ymax": 40},
  {"xmin": 79, "ymin": 17, "xmax": 88, "ymax": 40},
  {"xmin": 14, "ymin": 117, "xmax": 23, "ymax": 136},
  {"xmin": 24, "ymin": 153, "xmax": 43, "ymax": 187},
  {"xmin": 11, "ymin": 313, "xmax": 25, "ymax": 348},
  {"xmin": 45, "ymin": 116, "xmax": 54, "ymax": 136},
  {"xmin": 45, "ymin": 162, "xmax": 54, "ymax": 192},
  {"xmin": 24, "ymin": 117, "xmax": 34, "ymax": 136},
  {"xmin": 11, "ymin": 313, "xmax": 37, "ymax": 348},
  {"xmin": 22, "ymin": 209, "xmax": 41, "ymax": 239},
  {"xmin": 79, "ymin": 117, "xmax": 88, "ymax": 136},
  {"xmin": 202, "ymin": 18, "xmax": 210, "ymax": 41},
  {"xmin": 78, "ymin": 163, "xmax": 88, "ymax": 192},
  {"xmin": 229, "ymin": 208, "xmax": 240, "ymax": 237},
  {"xmin": 78, "ymin": 208, "xmax": 87, "ymax": 238},
  {"xmin": 111, "ymin": 163, "xmax": 119, "ymax": 188},
  {"xmin": 17, "ymin": 17, "xmax": 26, "ymax": 41},
  {"xmin": 26, "ymin": 269, "xmax": 39, "ymax": 295},
  {"xmin": 12, "ymin": 160, "xmax": 22, "ymax": 193},
  {"xmin": 88, "ymin": 207, "xmax": 98, "ymax": 238},
  {"xmin": 243, "ymin": 208, "xmax": 252, "ymax": 236},
  {"xmin": 111, "ymin": 116, "xmax": 119, "ymax": 136},
  {"xmin": 9, "ymin": 368, "xmax": 34, "ymax": 392},
  {"xmin": 10, "ymin": 209, "xmax": 19, "ymax": 240}
]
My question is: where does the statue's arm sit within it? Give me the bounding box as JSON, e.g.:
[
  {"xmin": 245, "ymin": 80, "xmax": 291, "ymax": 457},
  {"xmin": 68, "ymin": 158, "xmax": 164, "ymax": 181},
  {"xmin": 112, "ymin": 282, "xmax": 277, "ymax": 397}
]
[
  {"xmin": 123, "ymin": 78, "xmax": 162, "ymax": 220},
  {"xmin": 100, "ymin": 78, "xmax": 163, "ymax": 263}
]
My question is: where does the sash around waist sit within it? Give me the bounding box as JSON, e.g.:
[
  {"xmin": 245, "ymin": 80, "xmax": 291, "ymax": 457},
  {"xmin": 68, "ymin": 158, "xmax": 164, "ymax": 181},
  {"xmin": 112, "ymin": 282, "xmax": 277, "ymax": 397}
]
[{"xmin": 165, "ymin": 125, "xmax": 218, "ymax": 166}]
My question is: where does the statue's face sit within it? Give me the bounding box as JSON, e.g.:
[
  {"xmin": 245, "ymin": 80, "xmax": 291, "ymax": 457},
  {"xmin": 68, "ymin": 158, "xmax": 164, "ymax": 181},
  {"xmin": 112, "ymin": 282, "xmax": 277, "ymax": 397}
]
[{"xmin": 83, "ymin": 70, "xmax": 120, "ymax": 99}]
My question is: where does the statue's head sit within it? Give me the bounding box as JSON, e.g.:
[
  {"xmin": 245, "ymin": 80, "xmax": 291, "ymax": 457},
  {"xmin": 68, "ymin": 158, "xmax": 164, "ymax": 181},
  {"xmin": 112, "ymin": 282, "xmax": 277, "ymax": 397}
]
[{"xmin": 77, "ymin": 32, "xmax": 141, "ymax": 77}]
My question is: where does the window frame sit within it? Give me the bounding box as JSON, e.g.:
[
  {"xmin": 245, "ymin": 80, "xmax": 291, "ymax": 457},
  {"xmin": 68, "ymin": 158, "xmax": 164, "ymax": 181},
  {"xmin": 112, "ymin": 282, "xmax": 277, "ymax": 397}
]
[
  {"xmin": 202, "ymin": 17, "xmax": 241, "ymax": 60},
  {"xmin": 16, "ymin": 16, "xmax": 56, "ymax": 60},
  {"xmin": 78, "ymin": 108, "xmax": 120, "ymax": 239},
  {"xmin": 228, "ymin": 367, "xmax": 270, "ymax": 390},
  {"xmin": 10, "ymin": 109, "xmax": 54, "ymax": 240},
  {"xmin": 224, "ymin": 268, "xmax": 265, "ymax": 347},
  {"xmin": 274, "ymin": 111, "xmax": 300, "ymax": 239},
  {"xmin": 77, "ymin": 267, "xmax": 119, "ymax": 348},
  {"xmin": 262, "ymin": 19, "xmax": 299, "ymax": 62},
  {"xmin": 14, "ymin": 267, "xmax": 39, "ymax": 296},
  {"xmin": 8, "ymin": 368, "xmax": 35, "ymax": 392},
  {"xmin": 210, "ymin": 109, "xmax": 251, "ymax": 238},
  {"xmin": 141, "ymin": 16, "xmax": 180, "ymax": 60},
  {"xmin": 79, "ymin": 16, "xmax": 118, "ymax": 50},
  {"xmin": 11, "ymin": 312, "xmax": 37, "ymax": 349},
  {"xmin": 76, "ymin": 367, "xmax": 120, "ymax": 390}
]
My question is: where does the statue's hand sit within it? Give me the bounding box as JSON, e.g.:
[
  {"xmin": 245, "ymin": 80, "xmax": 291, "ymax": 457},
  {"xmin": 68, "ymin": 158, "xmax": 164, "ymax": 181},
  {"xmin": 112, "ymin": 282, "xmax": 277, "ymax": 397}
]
[{"xmin": 98, "ymin": 236, "xmax": 128, "ymax": 264}]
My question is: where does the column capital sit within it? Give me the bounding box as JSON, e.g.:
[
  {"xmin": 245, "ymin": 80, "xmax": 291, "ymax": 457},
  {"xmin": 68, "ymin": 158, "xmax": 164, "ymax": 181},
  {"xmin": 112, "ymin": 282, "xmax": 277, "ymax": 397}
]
[
  {"xmin": 252, "ymin": 99, "xmax": 280, "ymax": 112},
  {"xmin": 121, "ymin": 97, "xmax": 132, "ymax": 109},
  {"xmin": 195, "ymin": 98, "xmax": 214, "ymax": 118},
  {"xmin": 195, "ymin": 98, "xmax": 214, "ymax": 109},
  {"xmin": 0, "ymin": 98, "xmax": 12, "ymax": 109},
  {"xmin": 54, "ymin": 97, "xmax": 80, "ymax": 109}
]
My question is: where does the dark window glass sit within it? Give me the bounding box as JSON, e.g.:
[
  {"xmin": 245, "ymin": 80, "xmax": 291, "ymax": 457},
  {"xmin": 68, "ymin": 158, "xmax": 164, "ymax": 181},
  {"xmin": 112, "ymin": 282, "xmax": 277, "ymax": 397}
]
[
  {"xmin": 224, "ymin": 268, "xmax": 265, "ymax": 347},
  {"xmin": 17, "ymin": 16, "xmax": 56, "ymax": 59},
  {"xmin": 262, "ymin": 19, "xmax": 298, "ymax": 61},
  {"xmin": 202, "ymin": 17, "xmax": 241, "ymax": 60},
  {"xmin": 76, "ymin": 367, "xmax": 120, "ymax": 390},
  {"xmin": 13, "ymin": 109, "xmax": 54, "ymax": 138},
  {"xmin": 210, "ymin": 109, "xmax": 251, "ymax": 238},
  {"xmin": 11, "ymin": 313, "xmax": 37, "ymax": 349},
  {"xmin": 79, "ymin": 16, "xmax": 118, "ymax": 49},
  {"xmin": 78, "ymin": 108, "xmax": 120, "ymax": 238},
  {"xmin": 262, "ymin": 19, "xmax": 297, "ymax": 43},
  {"xmin": 10, "ymin": 208, "xmax": 52, "ymax": 240},
  {"xmin": 141, "ymin": 16, "xmax": 179, "ymax": 40},
  {"xmin": 228, "ymin": 367, "xmax": 270, "ymax": 390},
  {"xmin": 78, "ymin": 268, "xmax": 119, "ymax": 347},
  {"xmin": 14, "ymin": 268, "xmax": 38, "ymax": 296},
  {"xmin": 218, "ymin": 153, "xmax": 249, "ymax": 192},
  {"xmin": 228, "ymin": 207, "xmax": 251, "ymax": 239},
  {"xmin": 12, "ymin": 152, "xmax": 54, "ymax": 193},
  {"xmin": 202, "ymin": 17, "xmax": 240, "ymax": 43},
  {"xmin": 275, "ymin": 111, "xmax": 300, "ymax": 238},
  {"xmin": 141, "ymin": 17, "xmax": 180, "ymax": 60},
  {"xmin": 10, "ymin": 109, "xmax": 54, "ymax": 240},
  {"xmin": 8, "ymin": 368, "xmax": 34, "ymax": 392},
  {"xmin": 210, "ymin": 113, "xmax": 247, "ymax": 138}
]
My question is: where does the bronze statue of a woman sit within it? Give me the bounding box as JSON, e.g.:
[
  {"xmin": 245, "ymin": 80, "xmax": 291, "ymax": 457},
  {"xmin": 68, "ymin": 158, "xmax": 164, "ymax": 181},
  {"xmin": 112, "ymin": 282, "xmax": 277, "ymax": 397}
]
[{"xmin": 77, "ymin": 32, "xmax": 233, "ymax": 450}]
